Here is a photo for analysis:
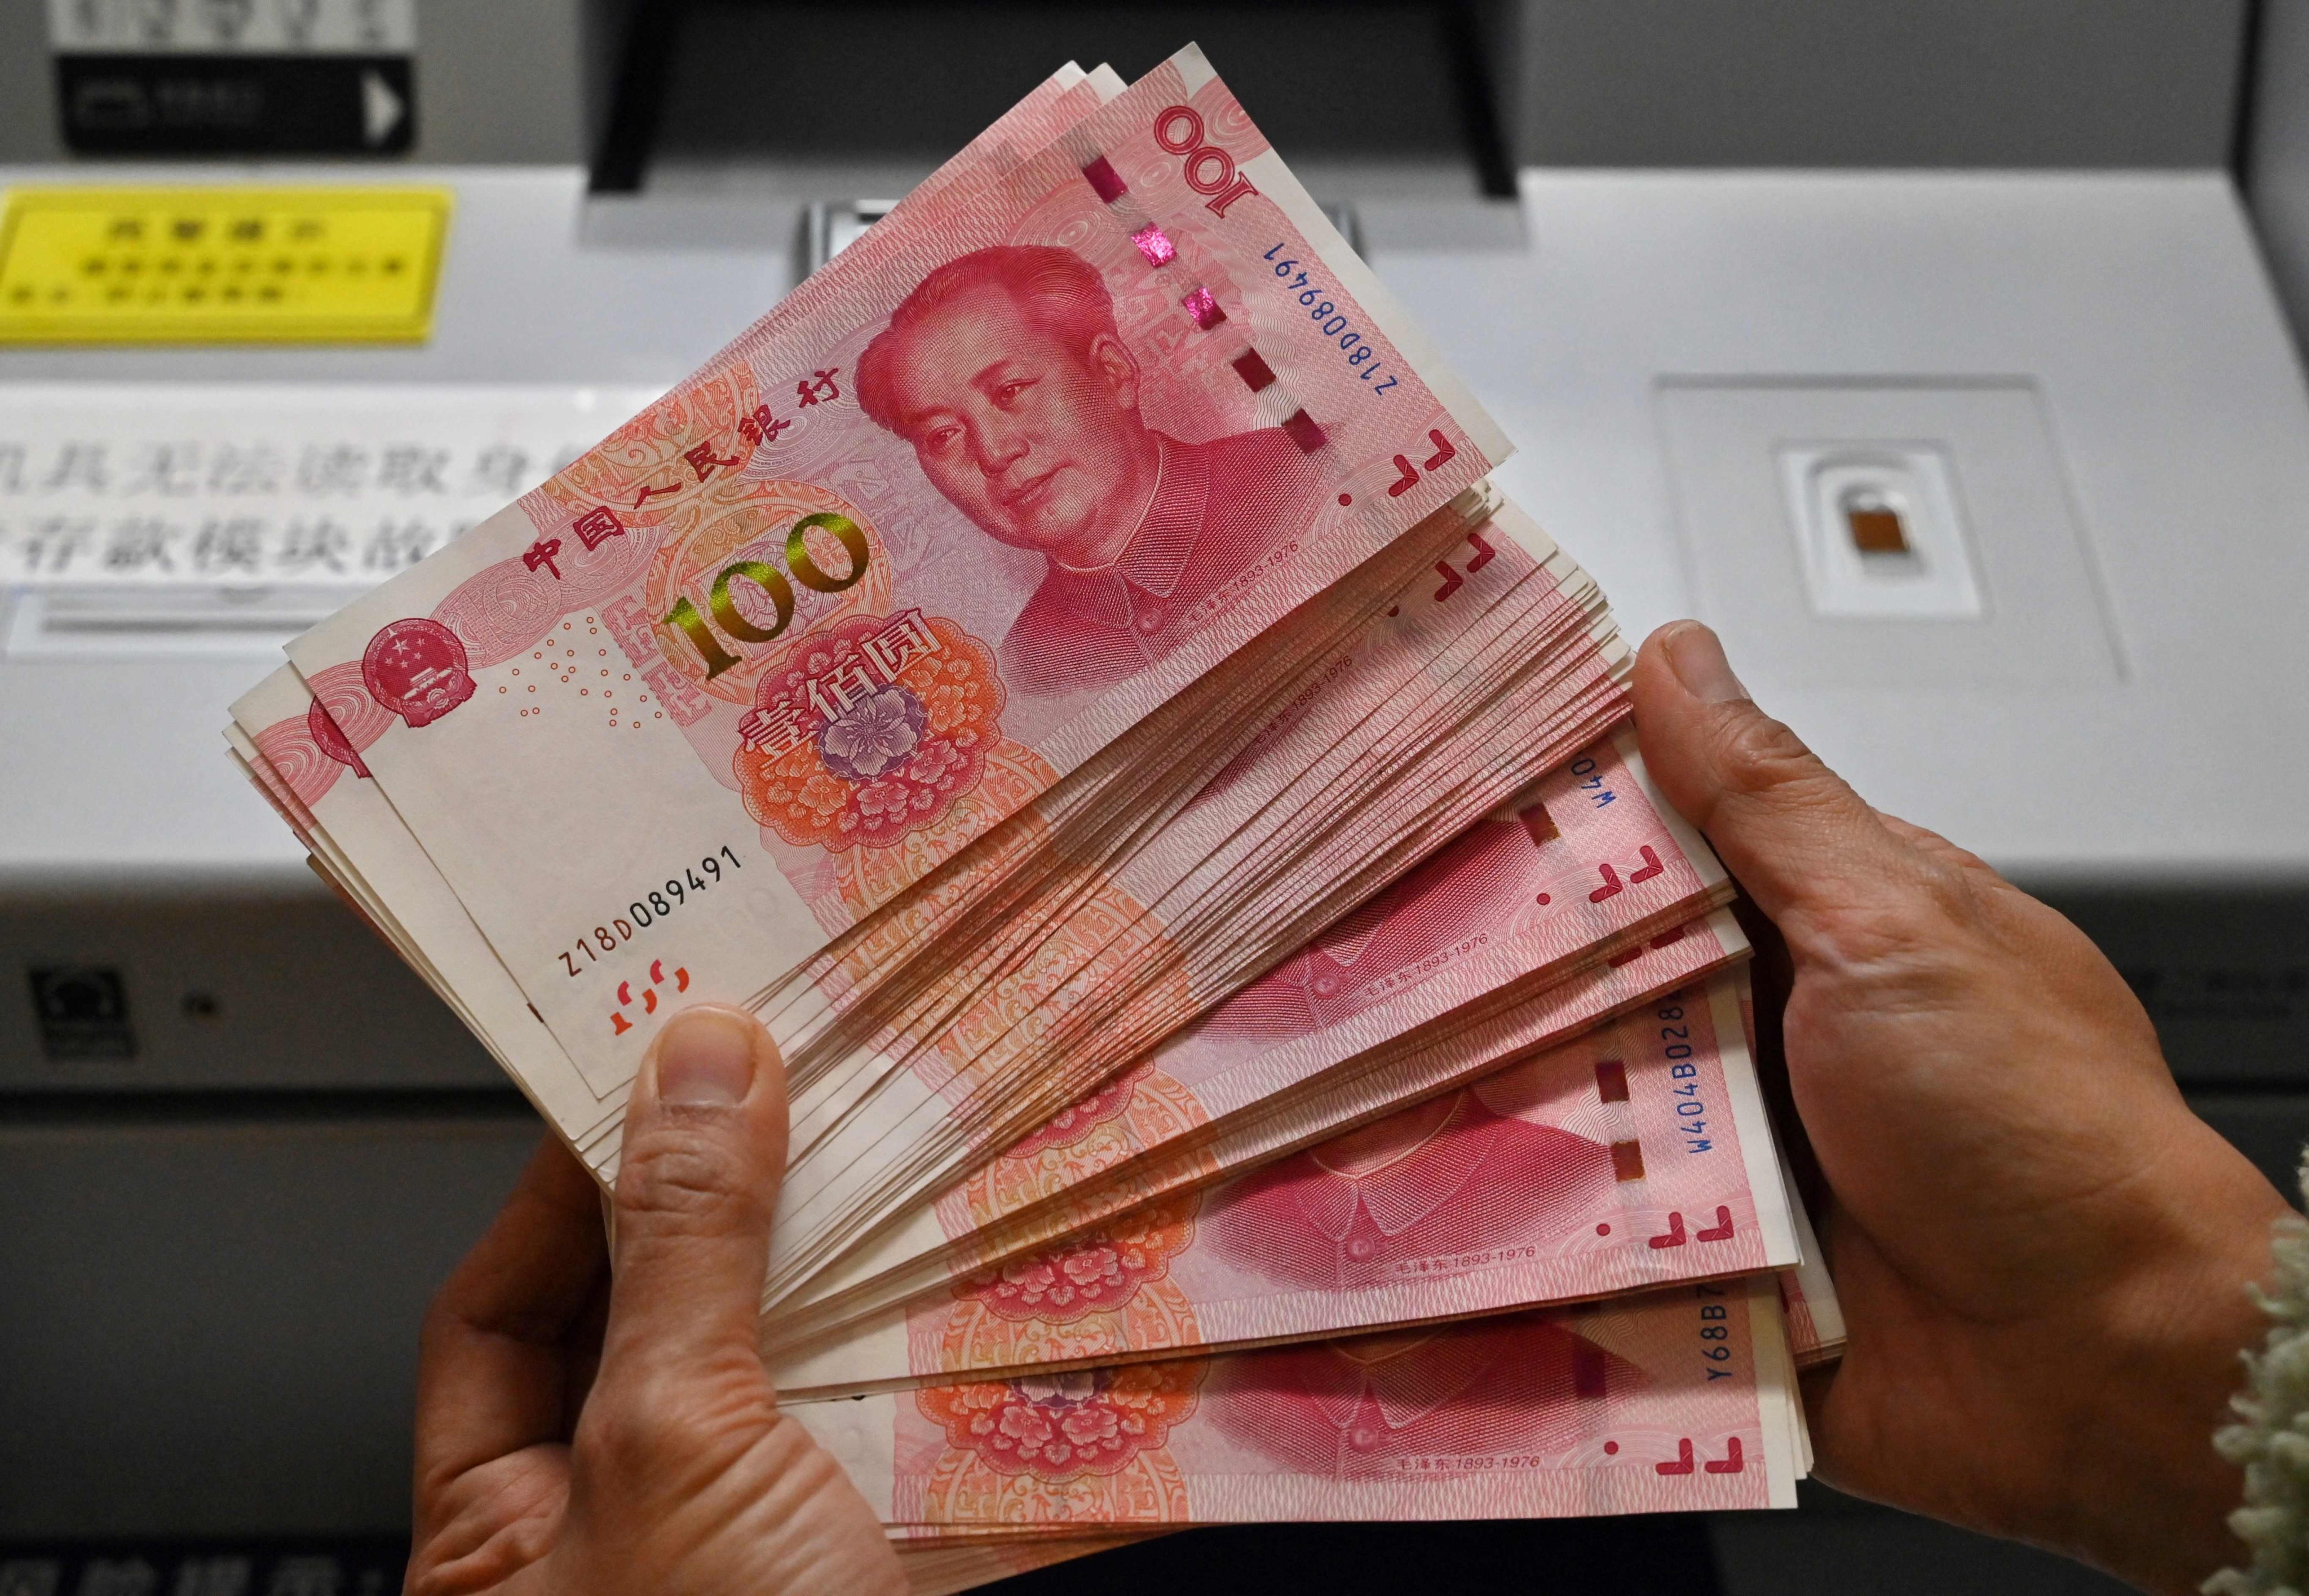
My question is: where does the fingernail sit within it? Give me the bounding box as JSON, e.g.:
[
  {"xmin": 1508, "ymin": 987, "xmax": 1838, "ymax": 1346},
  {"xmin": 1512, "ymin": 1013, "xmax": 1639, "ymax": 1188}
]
[
  {"xmin": 654, "ymin": 1009, "xmax": 757, "ymax": 1107},
  {"xmin": 1662, "ymin": 622, "xmax": 1750, "ymax": 704}
]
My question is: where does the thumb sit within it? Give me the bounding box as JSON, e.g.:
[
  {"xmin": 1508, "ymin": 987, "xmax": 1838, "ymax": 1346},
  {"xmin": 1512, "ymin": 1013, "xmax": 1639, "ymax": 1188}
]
[
  {"xmin": 1631, "ymin": 621, "xmax": 1927, "ymax": 941},
  {"xmin": 598, "ymin": 1005, "xmax": 787, "ymax": 1381}
]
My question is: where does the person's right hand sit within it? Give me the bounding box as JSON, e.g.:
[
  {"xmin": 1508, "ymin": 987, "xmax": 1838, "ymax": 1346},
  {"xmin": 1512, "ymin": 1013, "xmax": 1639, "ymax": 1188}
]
[{"xmin": 1633, "ymin": 620, "xmax": 2290, "ymax": 1595}]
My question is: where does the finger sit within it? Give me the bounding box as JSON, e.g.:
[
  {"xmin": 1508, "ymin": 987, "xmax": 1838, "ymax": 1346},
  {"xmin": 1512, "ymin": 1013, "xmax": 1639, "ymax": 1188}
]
[
  {"xmin": 414, "ymin": 1137, "xmax": 608, "ymax": 1497},
  {"xmin": 597, "ymin": 1005, "xmax": 789, "ymax": 1385},
  {"xmin": 1631, "ymin": 621, "xmax": 1929, "ymax": 940}
]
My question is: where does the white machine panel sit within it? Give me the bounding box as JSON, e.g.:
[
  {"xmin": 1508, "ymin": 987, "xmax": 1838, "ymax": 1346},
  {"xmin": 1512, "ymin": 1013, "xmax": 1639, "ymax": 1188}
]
[
  {"xmin": 1657, "ymin": 382, "xmax": 2118, "ymax": 688},
  {"xmin": 0, "ymin": 382, "xmax": 656, "ymax": 591},
  {"xmin": 1408, "ymin": 171, "xmax": 2309, "ymax": 887}
]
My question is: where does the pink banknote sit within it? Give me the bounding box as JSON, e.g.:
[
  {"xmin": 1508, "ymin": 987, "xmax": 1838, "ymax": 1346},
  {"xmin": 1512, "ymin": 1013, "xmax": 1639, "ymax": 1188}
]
[
  {"xmin": 772, "ymin": 974, "xmax": 1794, "ymax": 1395},
  {"xmin": 226, "ymin": 63, "xmax": 1136, "ymax": 1157},
  {"xmin": 780, "ymin": 506, "xmax": 1590, "ymax": 1112},
  {"xmin": 764, "ymin": 909, "xmax": 1746, "ymax": 1351},
  {"xmin": 280, "ymin": 43, "xmax": 1512, "ymax": 1102},
  {"xmin": 790, "ymin": 1279, "xmax": 1798, "ymax": 1524},
  {"xmin": 765, "ymin": 519, "xmax": 1625, "ymax": 1258},
  {"xmin": 1076, "ymin": 730, "xmax": 1721, "ymax": 1131},
  {"xmin": 1779, "ymin": 1230, "xmax": 1843, "ymax": 1369},
  {"xmin": 237, "ymin": 59, "xmax": 1112, "ymax": 834},
  {"xmin": 896, "ymin": 63, "xmax": 1121, "ymax": 223},
  {"xmin": 975, "ymin": 722, "xmax": 1714, "ymax": 1186},
  {"xmin": 762, "ymin": 729, "xmax": 1729, "ymax": 1316},
  {"xmin": 754, "ymin": 497, "xmax": 1535, "ymax": 1125}
]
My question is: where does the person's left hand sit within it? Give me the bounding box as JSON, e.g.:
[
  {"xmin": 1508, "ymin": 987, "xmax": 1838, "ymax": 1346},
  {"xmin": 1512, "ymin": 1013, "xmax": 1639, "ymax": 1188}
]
[{"xmin": 404, "ymin": 1005, "xmax": 904, "ymax": 1596}]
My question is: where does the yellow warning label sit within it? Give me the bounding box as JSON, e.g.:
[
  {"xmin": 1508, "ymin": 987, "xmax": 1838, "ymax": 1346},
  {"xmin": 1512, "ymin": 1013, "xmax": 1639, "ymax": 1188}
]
[{"xmin": 0, "ymin": 186, "xmax": 450, "ymax": 344}]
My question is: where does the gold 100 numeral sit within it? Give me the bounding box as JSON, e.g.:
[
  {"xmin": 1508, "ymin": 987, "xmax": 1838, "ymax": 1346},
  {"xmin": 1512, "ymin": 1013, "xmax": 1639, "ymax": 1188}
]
[{"xmin": 662, "ymin": 511, "xmax": 870, "ymax": 678}]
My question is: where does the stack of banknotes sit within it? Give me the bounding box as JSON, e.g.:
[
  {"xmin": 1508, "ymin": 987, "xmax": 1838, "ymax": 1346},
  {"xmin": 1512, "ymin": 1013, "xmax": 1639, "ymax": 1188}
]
[{"xmin": 222, "ymin": 47, "xmax": 1846, "ymax": 1593}]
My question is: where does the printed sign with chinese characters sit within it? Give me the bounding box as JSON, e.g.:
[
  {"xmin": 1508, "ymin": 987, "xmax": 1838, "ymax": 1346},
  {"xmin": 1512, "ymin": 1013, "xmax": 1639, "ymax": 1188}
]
[
  {"xmin": 0, "ymin": 188, "xmax": 450, "ymax": 344},
  {"xmin": 0, "ymin": 384, "xmax": 664, "ymax": 586}
]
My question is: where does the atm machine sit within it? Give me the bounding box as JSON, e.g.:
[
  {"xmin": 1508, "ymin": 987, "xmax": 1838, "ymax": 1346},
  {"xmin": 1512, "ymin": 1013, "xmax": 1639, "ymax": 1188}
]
[{"xmin": 5, "ymin": 3, "xmax": 2308, "ymax": 1592}]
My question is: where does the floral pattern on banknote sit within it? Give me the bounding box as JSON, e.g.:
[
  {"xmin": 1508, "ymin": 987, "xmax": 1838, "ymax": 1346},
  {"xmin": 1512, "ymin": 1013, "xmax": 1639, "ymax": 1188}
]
[
  {"xmin": 735, "ymin": 609, "xmax": 1006, "ymax": 853},
  {"xmin": 913, "ymin": 1442, "xmax": 1194, "ymax": 1527},
  {"xmin": 953, "ymin": 1192, "xmax": 1200, "ymax": 1324},
  {"xmin": 1005, "ymin": 1059, "xmax": 1158, "ymax": 1160},
  {"xmin": 827, "ymin": 740, "xmax": 1060, "ymax": 920},
  {"xmin": 811, "ymin": 792, "xmax": 1056, "ymax": 998},
  {"xmin": 943, "ymin": 1064, "xmax": 1214, "ymax": 1239},
  {"xmin": 922, "ymin": 1195, "xmax": 1205, "ymax": 1379},
  {"xmin": 929, "ymin": 1277, "xmax": 1204, "ymax": 1381},
  {"xmin": 906, "ymin": 885, "xmax": 1186, "ymax": 1111},
  {"xmin": 915, "ymin": 1360, "xmax": 1205, "ymax": 1487}
]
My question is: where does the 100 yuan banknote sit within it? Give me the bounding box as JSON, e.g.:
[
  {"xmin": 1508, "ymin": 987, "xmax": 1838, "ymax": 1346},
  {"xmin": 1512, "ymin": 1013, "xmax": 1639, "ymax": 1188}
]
[
  {"xmin": 224, "ymin": 63, "xmax": 1134, "ymax": 1151},
  {"xmin": 764, "ymin": 909, "xmax": 1749, "ymax": 1346},
  {"xmin": 793, "ymin": 1278, "xmax": 1799, "ymax": 1526},
  {"xmin": 774, "ymin": 972, "xmax": 1797, "ymax": 1396},
  {"xmin": 279, "ymin": 44, "xmax": 1510, "ymax": 1103},
  {"xmin": 761, "ymin": 734, "xmax": 1733, "ymax": 1323}
]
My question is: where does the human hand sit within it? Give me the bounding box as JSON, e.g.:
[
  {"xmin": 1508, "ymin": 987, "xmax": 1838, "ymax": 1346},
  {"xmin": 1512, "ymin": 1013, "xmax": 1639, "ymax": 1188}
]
[
  {"xmin": 404, "ymin": 1006, "xmax": 904, "ymax": 1596},
  {"xmin": 1633, "ymin": 621, "xmax": 2289, "ymax": 1594}
]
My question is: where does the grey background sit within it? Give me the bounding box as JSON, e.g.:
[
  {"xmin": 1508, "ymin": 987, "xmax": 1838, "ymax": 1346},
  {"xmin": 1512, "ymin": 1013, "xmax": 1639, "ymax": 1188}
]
[
  {"xmin": 1487, "ymin": 0, "xmax": 2251, "ymax": 169},
  {"xmin": 0, "ymin": 1112, "xmax": 541, "ymax": 1536},
  {"xmin": 2252, "ymin": 1, "xmax": 2309, "ymax": 348},
  {"xmin": 0, "ymin": 0, "xmax": 599, "ymax": 165},
  {"xmin": 0, "ymin": 1, "xmax": 2264, "ymax": 171}
]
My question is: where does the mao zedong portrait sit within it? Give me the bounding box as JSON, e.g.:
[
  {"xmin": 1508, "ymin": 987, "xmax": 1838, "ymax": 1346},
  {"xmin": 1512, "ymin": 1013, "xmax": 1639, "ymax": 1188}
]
[{"xmin": 855, "ymin": 244, "xmax": 1326, "ymax": 698}]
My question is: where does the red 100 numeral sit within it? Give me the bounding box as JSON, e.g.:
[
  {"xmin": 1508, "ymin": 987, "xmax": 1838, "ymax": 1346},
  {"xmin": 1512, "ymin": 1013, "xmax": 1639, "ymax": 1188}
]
[{"xmin": 1154, "ymin": 104, "xmax": 1259, "ymax": 217}]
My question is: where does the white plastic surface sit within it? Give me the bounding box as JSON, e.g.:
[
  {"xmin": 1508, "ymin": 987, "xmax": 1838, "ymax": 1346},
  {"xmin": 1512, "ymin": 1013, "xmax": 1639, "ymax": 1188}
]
[
  {"xmin": 1653, "ymin": 381, "xmax": 2119, "ymax": 691},
  {"xmin": 1389, "ymin": 170, "xmax": 2309, "ymax": 885},
  {"xmin": 1779, "ymin": 444, "xmax": 1983, "ymax": 620}
]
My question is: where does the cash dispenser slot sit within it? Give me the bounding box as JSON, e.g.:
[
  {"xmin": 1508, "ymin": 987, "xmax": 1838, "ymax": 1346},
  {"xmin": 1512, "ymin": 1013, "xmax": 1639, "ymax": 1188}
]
[{"xmin": 590, "ymin": 0, "xmax": 1516, "ymax": 200}]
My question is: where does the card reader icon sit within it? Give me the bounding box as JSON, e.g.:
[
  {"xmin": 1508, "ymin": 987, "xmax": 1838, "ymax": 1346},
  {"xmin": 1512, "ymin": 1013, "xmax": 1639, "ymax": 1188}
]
[{"xmin": 28, "ymin": 964, "xmax": 136, "ymax": 1060}]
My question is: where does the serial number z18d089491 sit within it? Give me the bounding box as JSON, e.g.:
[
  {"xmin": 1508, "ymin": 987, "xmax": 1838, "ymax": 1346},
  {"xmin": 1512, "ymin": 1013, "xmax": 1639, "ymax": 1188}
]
[
  {"xmin": 1263, "ymin": 242, "xmax": 1397, "ymax": 394},
  {"xmin": 560, "ymin": 845, "xmax": 743, "ymax": 977}
]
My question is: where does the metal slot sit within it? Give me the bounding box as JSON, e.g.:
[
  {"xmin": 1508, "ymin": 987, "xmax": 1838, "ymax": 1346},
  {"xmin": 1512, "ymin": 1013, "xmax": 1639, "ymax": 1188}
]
[
  {"xmin": 1840, "ymin": 487, "xmax": 1912, "ymax": 557},
  {"xmin": 1776, "ymin": 444, "xmax": 1985, "ymax": 620}
]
